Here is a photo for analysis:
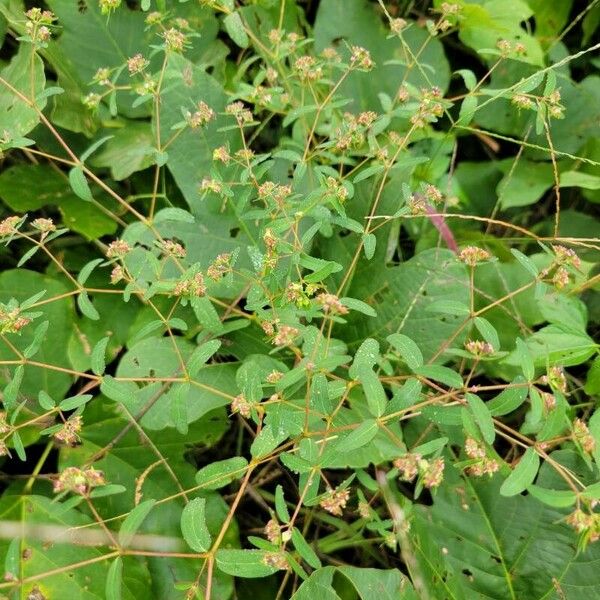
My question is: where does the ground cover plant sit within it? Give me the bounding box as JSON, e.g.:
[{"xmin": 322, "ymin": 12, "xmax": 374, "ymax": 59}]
[{"xmin": 0, "ymin": 0, "xmax": 599, "ymax": 598}]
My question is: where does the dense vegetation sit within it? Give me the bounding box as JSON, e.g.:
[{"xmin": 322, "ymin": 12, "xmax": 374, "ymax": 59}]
[{"xmin": 0, "ymin": 0, "xmax": 599, "ymax": 598}]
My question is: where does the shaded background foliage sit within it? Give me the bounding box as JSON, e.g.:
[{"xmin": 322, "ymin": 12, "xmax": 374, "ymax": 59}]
[{"xmin": 0, "ymin": 0, "xmax": 598, "ymax": 598}]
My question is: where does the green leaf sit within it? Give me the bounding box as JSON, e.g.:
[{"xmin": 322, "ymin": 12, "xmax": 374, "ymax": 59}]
[
  {"xmin": 68, "ymin": 167, "xmax": 94, "ymax": 202},
  {"xmin": 500, "ymin": 448, "xmax": 540, "ymax": 496},
  {"xmin": 275, "ymin": 484, "xmax": 291, "ymax": 524},
  {"xmin": 77, "ymin": 291, "xmax": 100, "ymax": 320},
  {"xmin": 487, "ymin": 377, "xmax": 528, "ymax": 416},
  {"xmin": 473, "ymin": 316, "xmax": 500, "ymax": 351},
  {"xmin": 527, "ymin": 485, "xmax": 576, "ymax": 508},
  {"xmin": 216, "ymin": 549, "xmax": 280, "ymax": 578},
  {"xmin": 335, "ymin": 419, "xmax": 379, "ymax": 453},
  {"xmin": 91, "ymin": 336, "xmax": 110, "ymax": 376},
  {"xmin": 106, "ymin": 557, "xmax": 123, "ymax": 600},
  {"xmin": 180, "ymin": 497, "xmax": 212, "ymax": 553},
  {"xmin": 342, "ymin": 250, "xmax": 469, "ymax": 360},
  {"xmin": 59, "ymin": 394, "xmax": 92, "ymax": 411},
  {"xmin": 387, "ymin": 333, "xmax": 423, "ymax": 370},
  {"xmin": 466, "ymin": 393, "xmax": 495, "ymax": 444},
  {"xmin": 515, "ymin": 337, "xmax": 535, "ymax": 380},
  {"xmin": 510, "ymin": 248, "xmax": 539, "ymax": 277},
  {"xmin": 119, "ymin": 499, "xmax": 156, "ymax": 547},
  {"xmin": 291, "ymin": 528, "xmax": 321, "ymax": 569},
  {"xmin": 414, "ymin": 365, "xmax": 463, "ymax": 389},
  {"xmin": 187, "ymin": 340, "xmax": 221, "ymax": 376},
  {"xmin": 0, "ymin": 45, "xmax": 46, "ymax": 143},
  {"xmin": 196, "ymin": 457, "xmax": 248, "ymax": 490},
  {"xmin": 23, "ymin": 321, "xmax": 49, "ymax": 359},
  {"xmin": 340, "ymin": 297, "xmax": 377, "ymax": 317},
  {"xmin": 223, "ymin": 11, "xmax": 249, "ymax": 48},
  {"xmin": 170, "ymin": 382, "xmax": 190, "ymax": 435}
]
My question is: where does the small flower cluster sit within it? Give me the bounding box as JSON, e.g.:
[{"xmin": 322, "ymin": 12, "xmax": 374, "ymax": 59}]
[
  {"xmin": 394, "ymin": 454, "xmax": 445, "ymax": 489},
  {"xmin": 293, "ymin": 55, "xmax": 323, "ymax": 81},
  {"xmin": 262, "ymin": 551, "xmax": 289, "ymax": 570},
  {"xmin": 127, "ymin": 54, "xmax": 149, "ymax": 75},
  {"xmin": 162, "ymin": 28, "xmax": 187, "ymax": 53},
  {"xmin": 433, "ymin": 2, "xmax": 461, "ymax": 33},
  {"xmin": 317, "ymin": 293, "xmax": 348, "ymax": 315},
  {"xmin": 54, "ymin": 416, "xmax": 83, "ymax": 446},
  {"xmin": 496, "ymin": 39, "xmax": 526, "ymax": 58},
  {"xmin": 231, "ymin": 394, "xmax": 252, "ymax": 418},
  {"xmin": 257, "ymin": 181, "xmax": 292, "ymax": 208},
  {"xmin": 319, "ymin": 486, "xmax": 351, "ymax": 516},
  {"xmin": 225, "ymin": 101, "xmax": 254, "ymax": 126},
  {"xmin": 25, "ymin": 7, "xmax": 56, "ymax": 44},
  {"xmin": 160, "ymin": 240, "xmax": 186, "ymax": 259},
  {"xmin": 99, "ymin": 0, "xmax": 121, "ymax": 15},
  {"xmin": 106, "ymin": 239, "xmax": 131, "ymax": 259},
  {"xmin": 31, "ymin": 218, "xmax": 56, "ymax": 237},
  {"xmin": 0, "ymin": 216, "xmax": 21, "ymax": 237},
  {"xmin": 545, "ymin": 89, "xmax": 564, "ymax": 119},
  {"xmin": 349, "ymin": 46, "xmax": 374, "ymax": 71},
  {"xmin": 53, "ymin": 466, "xmax": 106, "ymax": 495},
  {"xmin": 541, "ymin": 365, "xmax": 567, "ymax": 393},
  {"xmin": 464, "ymin": 437, "xmax": 499, "ymax": 477},
  {"xmin": 566, "ymin": 509, "xmax": 600, "ymax": 543},
  {"xmin": 0, "ymin": 303, "xmax": 32, "ymax": 335},
  {"xmin": 458, "ymin": 245, "xmax": 491, "ymax": 266},
  {"xmin": 272, "ymin": 324, "xmax": 299, "ymax": 347},
  {"xmin": 573, "ymin": 418, "xmax": 596, "ymax": 455},
  {"xmin": 410, "ymin": 87, "xmax": 445, "ymax": 128},
  {"xmin": 186, "ymin": 101, "xmax": 215, "ymax": 128},
  {"xmin": 465, "ymin": 340, "xmax": 495, "ymax": 357},
  {"xmin": 207, "ymin": 253, "xmax": 232, "ymax": 281},
  {"xmin": 333, "ymin": 112, "xmax": 378, "ymax": 151},
  {"xmin": 173, "ymin": 272, "xmax": 206, "ymax": 298}
]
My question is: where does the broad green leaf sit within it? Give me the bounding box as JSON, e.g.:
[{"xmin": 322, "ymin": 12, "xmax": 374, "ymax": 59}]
[
  {"xmin": 215, "ymin": 549, "xmax": 281, "ymax": 578},
  {"xmin": 0, "ymin": 164, "xmax": 116, "ymax": 239},
  {"xmin": 196, "ymin": 457, "xmax": 248, "ymax": 490},
  {"xmin": 119, "ymin": 499, "xmax": 156, "ymax": 547},
  {"xmin": 342, "ymin": 250, "xmax": 469, "ymax": 360},
  {"xmin": 68, "ymin": 167, "xmax": 93, "ymax": 202},
  {"xmin": 387, "ymin": 333, "xmax": 424, "ymax": 370},
  {"xmin": 180, "ymin": 497, "xmax": 212, "ymax": 553},
  {"xmin": 223, "ymin": 11, "xmax": 249, "ymax": 48},
  {"xmin": 500, "ymin": 448, "xmax": 540, "ymax": 496},
  {"xmin": 414, "ymin": 365, "xmax": 463, "ymax": 389},
  {"xmin": 466, "ymin": 393, "xmax": 495, "ymax": 444},
  {"xmin": 335, "ymin": 419, "xmax": 379, "ymax": 453},
  {"xmin": 106, "ymin": 557, "xmax": 123, "ymax": 600},
  {"xmin": 291, "ymin": 527, "xmax": 321, "ymax": 569},
  {"xmin": 0, "ymin": 45, "xmax": 46, "ymax": 144},
  {"xmin": 487, "ymin": 377, "xmax": 528, "ymax": 416}
]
